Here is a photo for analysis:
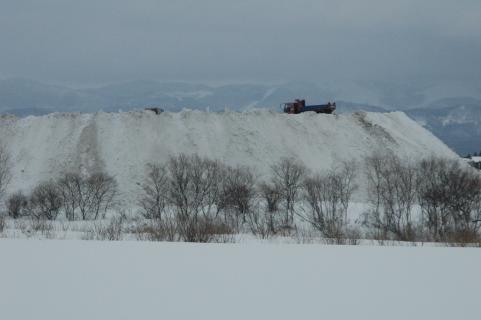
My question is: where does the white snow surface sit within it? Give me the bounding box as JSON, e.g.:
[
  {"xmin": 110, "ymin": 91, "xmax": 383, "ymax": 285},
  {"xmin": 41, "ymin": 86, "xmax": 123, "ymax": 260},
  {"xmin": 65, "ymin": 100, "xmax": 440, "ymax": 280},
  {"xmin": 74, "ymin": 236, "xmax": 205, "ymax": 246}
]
[
  {"xmin": 471, "ymin": 156, "xmax": 481, "ymax": 163},
  {"xmin": 0, "ymin": 110, "xmax": 457, "ymax": 201},
  {"xmin": 0, "ymin": 239, "xmax": 479, "ymax": 320}
]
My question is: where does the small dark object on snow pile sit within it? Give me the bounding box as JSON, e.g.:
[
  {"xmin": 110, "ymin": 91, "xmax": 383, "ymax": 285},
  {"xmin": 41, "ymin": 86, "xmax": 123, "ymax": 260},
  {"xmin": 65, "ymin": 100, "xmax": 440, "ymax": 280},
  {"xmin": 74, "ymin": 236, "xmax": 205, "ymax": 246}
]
[
  {"xmin": 145, "ymin": 107, "xmax": 164, "ymax": 115},
  {"xmin": 282, "ymin": 99, "xmax": 336, "ymax": 114}
]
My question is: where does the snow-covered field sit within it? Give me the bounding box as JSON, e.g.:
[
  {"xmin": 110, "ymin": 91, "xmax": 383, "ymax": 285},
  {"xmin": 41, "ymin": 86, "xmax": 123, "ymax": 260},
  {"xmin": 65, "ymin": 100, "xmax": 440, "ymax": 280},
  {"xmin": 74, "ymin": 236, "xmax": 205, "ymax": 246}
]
[
  {"xmin": 0, "ymin": 239, "xmax": 479, "ymax": 320},
  {"xmin": 0, "ymin": 110, "xmax": 457, "ymax": 202}
]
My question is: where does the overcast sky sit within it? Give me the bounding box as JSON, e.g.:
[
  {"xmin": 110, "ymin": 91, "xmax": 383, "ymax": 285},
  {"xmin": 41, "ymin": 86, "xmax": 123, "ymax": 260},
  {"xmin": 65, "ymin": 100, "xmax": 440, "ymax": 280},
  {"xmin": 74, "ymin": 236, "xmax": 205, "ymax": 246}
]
[{"xmin": 0, "ymin": 0, "xmax": 480, "ymax": 86}]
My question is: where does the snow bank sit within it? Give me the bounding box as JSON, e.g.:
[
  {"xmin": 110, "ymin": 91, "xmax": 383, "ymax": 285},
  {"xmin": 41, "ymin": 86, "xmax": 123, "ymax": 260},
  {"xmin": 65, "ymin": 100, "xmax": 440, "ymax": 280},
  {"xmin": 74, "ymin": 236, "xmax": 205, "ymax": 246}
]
[
  {"xmin": 0, "ymin": 110, "xmax": 457, "ymax": 201},
  {"xmin": 471, "ymin": 156, "xmax": 481, "ymax": 163},
  {"xmin": 0, "ymin": 239, "xmax": 479, "ymax": 320}
]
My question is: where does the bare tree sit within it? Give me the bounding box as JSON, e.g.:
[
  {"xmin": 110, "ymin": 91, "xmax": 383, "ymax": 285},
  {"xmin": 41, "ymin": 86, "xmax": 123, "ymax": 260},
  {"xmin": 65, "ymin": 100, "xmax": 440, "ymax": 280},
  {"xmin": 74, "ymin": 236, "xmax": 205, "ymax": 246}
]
[
  {"xmin": 337, "ymin": 161, "xmax": 358, "ymax": 217},
  {"xmin": 270, "ymin": 157, "xmax": 306, "ymax": 227},
  {"xmin": 0, "ymin": 145, "xmax": 11, "ymax": 203},
  {"xmin": 132, "ymin": 218, "xmax": 179, "ymax": 242},
  {"xmin": 57, "ymin": 172, "xmax": 82, "ymax": 220},
  {"xmin": 6, "ymin": 191, "xmax": 29, "ymax": 219},
  {"xmin": 364, "ymin": 152, "xmax": 417, "ymax": 240},
  {"xmin": 199, "ymin": 158, "xmax": 224, "ymax": 219},
  {"xmin": 246, "ymin": 197, "xmax": 282, "ymax": 239},
  {"xmin": 57, "ymin": 171, "xmax": 117, "ymax": 220},
  {"xmin": 87, "ymin": 172, "xmax": 118, "ymax": 220},
  {"xmin": 168, "ymin": 154, "xmax": 205, "ymax": 222},
  {"xmin": 218, "ymin": 166, "xmax": 257, "ymax": 226},
  {"xmin": 258, "ymin": 182, "xmax": 281, "ymax": 213},
  {"xmin": 248, "ymin": 181, "xmax": 282, "ymax": 236},
  {"xmin": 167, "ymin": 154, "xmax": 226, "ymax": 241},
  {"xmin": 139, "ymin": 163, "xmax": 169, "ymax": 220},
  {"xmin": 30, "ymin": 181, "xmax": 63, "ymax": 220},
  {"xmin": 417, "ymin": 157, "xmax": 452, "ymax": 240},
  {"xmin": 302, "ymin": 161, "xmax": 357, "ymax": 239},
  {"xmin": 417, "ymin": 157, "xmax": 481, "ymax": 242}
]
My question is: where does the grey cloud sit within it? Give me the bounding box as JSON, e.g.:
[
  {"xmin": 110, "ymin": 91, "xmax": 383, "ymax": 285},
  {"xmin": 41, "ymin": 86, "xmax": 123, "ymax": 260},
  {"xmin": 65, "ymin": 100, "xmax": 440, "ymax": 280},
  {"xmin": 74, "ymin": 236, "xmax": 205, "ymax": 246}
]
[{"xmin": 0, "ymin": 0, "xmax": 480, "ymax": 86}]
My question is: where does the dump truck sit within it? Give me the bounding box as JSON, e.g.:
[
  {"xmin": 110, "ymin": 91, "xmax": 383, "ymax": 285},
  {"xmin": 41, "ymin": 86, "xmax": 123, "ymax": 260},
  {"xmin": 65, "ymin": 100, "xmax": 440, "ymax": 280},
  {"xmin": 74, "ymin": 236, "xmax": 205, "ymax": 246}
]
[{"xmin": 282, "ymin": 99, "xmax": 336, "ymax": 114}]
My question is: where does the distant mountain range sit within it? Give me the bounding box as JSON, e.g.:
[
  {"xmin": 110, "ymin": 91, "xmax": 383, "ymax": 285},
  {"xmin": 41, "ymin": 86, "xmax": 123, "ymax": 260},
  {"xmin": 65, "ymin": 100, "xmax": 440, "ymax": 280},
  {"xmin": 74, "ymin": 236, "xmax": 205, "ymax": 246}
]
[
  {"xmin": 0, "ymin": 78, "xmax": 480, "ymax": 155},
  {"xmin": 407, "ymin": 98, "xmax": 481, "ymax": 156}
]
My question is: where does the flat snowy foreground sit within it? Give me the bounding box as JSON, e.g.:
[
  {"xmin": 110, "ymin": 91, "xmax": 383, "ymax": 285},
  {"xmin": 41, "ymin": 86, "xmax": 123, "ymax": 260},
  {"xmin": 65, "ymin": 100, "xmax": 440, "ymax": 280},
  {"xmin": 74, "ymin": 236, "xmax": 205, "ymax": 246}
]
[{"xmin": 0, "ymin": 240, "xmax": 479, "ymax": 320}]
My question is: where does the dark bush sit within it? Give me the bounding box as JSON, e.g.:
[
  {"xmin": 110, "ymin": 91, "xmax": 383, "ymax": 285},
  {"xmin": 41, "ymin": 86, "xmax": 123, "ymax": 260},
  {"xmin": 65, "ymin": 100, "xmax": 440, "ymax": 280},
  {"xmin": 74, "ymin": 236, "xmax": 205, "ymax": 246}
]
[
  {"xmin": 30, "ymin": 181, "xmax": 63, "ymax": 220},
  {"xmin": 6, "ymin": 191, "xmax": 29, "ymax": 219}
]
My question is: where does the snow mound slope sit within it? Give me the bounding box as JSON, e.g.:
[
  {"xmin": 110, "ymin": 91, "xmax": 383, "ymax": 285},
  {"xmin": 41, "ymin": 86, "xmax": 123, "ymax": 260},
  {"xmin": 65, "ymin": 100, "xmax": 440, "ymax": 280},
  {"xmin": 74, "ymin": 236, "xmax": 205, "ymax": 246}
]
[{"xmin": 0, "ymin": 110, "xmax": 457, "ymax": 199}]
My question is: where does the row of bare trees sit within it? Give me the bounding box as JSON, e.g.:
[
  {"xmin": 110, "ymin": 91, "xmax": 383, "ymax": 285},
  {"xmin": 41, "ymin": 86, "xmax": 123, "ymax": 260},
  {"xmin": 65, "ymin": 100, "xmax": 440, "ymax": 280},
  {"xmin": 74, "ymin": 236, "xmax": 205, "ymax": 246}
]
[
  {"xmin": 138, "ymin": 154, "xmax": 256, "ymax": 241},
  {"xmin": 137, "ymin": 154, "xmax": 358, "ymax": 241},
  {"xmin": 1, "ymin": 143, "xmax": 480, "ymax": 243},
  {"xmin": 364, "ymin": 153, "xmax": 481, "ymax": 242},
  {"xmin": 138, "ymin": 153, "xmax": 481, "ymax": 243},
  {"xmin": 5, "ymin": 172, "xmax": 117, "ymax": 221},
  {"xmin": 248, "ymin": 158, "xmax": 358, "ymax": 239}
]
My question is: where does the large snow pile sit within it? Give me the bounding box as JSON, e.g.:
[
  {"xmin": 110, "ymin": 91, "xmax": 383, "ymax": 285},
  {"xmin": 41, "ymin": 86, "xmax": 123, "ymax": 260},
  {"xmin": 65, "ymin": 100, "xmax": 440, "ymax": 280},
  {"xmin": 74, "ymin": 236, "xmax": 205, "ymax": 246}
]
[
  {"xmin": 0, "ymin": 110, "xmax": 457, "ymax": 201},
  {"xmin": 0, "ymin": 240, "xmax": 479, "ymax": 320}
]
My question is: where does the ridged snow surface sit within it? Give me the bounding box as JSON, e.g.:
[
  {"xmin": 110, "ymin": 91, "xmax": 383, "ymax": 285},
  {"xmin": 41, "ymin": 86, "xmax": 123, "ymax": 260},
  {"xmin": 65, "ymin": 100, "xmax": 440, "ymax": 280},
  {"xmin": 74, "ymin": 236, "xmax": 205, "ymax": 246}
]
[{"xmin": 0, "ymin": 110, "xmax": 457, "ymax": 201}]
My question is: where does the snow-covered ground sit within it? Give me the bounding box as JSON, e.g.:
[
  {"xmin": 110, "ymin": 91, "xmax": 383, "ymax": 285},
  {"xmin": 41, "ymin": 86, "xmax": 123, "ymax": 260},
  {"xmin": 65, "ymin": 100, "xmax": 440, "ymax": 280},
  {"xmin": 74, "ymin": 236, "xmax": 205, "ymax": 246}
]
[
  {"xmin": 471, "ymin": 156, "xmax": 481, "ymax": 163},
  {"xmin": 0, "ymin": 239, "xmax": 479, "ymax": 320},
  {"xmin": 0, "ymin": 202, "xmax": 372, "ymax": 242},
  {"xmin": 0, "ymin": 110, "xmax": 458, "ymax": 203}
]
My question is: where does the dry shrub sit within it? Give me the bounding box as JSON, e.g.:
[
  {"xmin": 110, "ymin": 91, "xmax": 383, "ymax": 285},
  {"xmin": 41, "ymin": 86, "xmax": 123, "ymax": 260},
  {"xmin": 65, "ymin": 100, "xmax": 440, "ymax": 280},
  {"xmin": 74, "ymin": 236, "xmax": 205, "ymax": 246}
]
[
  {"xmin": 445, "ymin": 230, "xmax": 481, "ymax": 247},
  {"xmin": 0, "ymin": 215, "xmax": 5, "ymax": 233},
  {"xmin": 131, "ymin": 217, "xmax": 235, "ymax": 243},
  {"xmin": 58, "ymin": 221, "xmax": 71, "ymax": 233},
  {"xmin": 15, "ymin": 218, "xmax": 55, "ymax": 238},
  {"xmin": 209, "ymin": 220, "xmax": 236, "ymax": 243},
  {"xmin": 30, "ymin": 218, "xmax": 54, "ymax": 233},
  {"xmin": 177, "ymin": 216, "xmax": 234, "ymax": 243},
  {"xmin": 212, "ymin": 230, "xmax": 236, "ymax": 243},
  {"xmin": 14, "ymin": 219, "xmax": 29, "ymax": 237},
  {"xmin": 84, "ymin": 217, "xmax": 124, "ymax": 241},
  {"xmin": 81, "ymin": 227, "xmax": 96, "ymax": 240},
  {"xmin": 132, "ymin": 219, "xmax": 178, "ymax": 242},
  {"xmin": 247, "ymin": 209, "xmax": 277, "ymax": 239},
  {"xmin": 36, "ymin": 220, "xmax": 55, "ymax": 239},
  {"xmin": 293, "ymin": 227, "xmax": 320, "ymax": 244}
]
